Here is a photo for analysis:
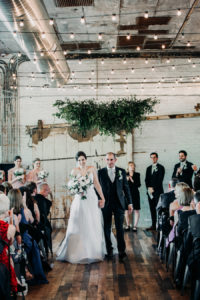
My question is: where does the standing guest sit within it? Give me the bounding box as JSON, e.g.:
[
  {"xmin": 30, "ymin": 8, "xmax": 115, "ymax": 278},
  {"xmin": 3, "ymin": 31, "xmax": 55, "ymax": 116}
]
[
  {"xmin": 0, "ymin": 170, "xmax": 5, "ymax": 184},
  {"xmin": 145, "ymin": 152, "xmax": 165, "ymax": 230},
  {"xmin": 125, "ymin": 161, "xmax": 141, "ymax": 232},
  {"xmin": 172, "ymin": 150, "xmax": 197, "ymax": 188},
  {"xmin": 8, "ymin": 156, "xmax": 26, "ymax": 189},
  {"xmin": 194, "ymin": 169, "xmax": 200, "ymax": 192}
]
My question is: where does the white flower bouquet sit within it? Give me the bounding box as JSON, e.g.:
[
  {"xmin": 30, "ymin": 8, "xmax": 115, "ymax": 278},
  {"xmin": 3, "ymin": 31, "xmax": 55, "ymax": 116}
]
[
  {"xmin": 14, "ymin": 168, "xmax": 24, "ymax": 180},
  {"xmin": 38, "ymin": 170, "xmax": 49, "ymax": 180},
  {"xmin": 67, "ymin": 174, "xmax": 93, "ymax": 200},
  {"xmin": 0, "ymin": 171, "xmax": 4, "ymax": 180}
]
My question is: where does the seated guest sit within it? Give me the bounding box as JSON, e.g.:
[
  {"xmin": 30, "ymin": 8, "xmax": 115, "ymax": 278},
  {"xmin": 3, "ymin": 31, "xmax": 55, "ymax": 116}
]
[
  {"xmin": 0, "ymin": 170, "xmax": 5, "ymax": 184},
  {"xmin": 21, "ymin": 185, "xmax": 40, "ymax": 224},
  {"xmin": 125, "ymin": 162, "xmax": 141, "ymax": 232},
  {"xmin": 8, "ymin": 156, "xmax": 26, "ymax": 189},
  {"xmin": 172, "ymin": 150, "xmax": 197, "ymax": 188},
  {"xmin": 157, "ymin": 178, "xmax": 179, "ymax": 212},
  {"xmin": 169, "ymin": 182, "xmax": 189, "ymax": 223},
  {"xmin": 2, "ymin": 181, "xmax": 13, "ymax": 195},
  {"xmin": 0, "ymin": 196, "xmax": 18, "ymax": 295},
  {"xmin": 34, "ymin": 183, "xmax": 52, "ymax": 256},
  {"xmin": 194, "ymin": 170, "xmax": 200, "ymax": 192},
  {"xmin": 8, "ymin": 189, "xmax": 48, "ymax": 285},
  {"xmin": 0, "ymin": 184, "xmax": 10, "ymax": 204}
]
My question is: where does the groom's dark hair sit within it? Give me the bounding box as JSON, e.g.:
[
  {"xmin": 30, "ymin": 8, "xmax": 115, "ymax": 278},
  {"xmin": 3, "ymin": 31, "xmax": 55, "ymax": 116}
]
[
  {"xmin": 106, "ymin": 152, "xmax": 116, "ymax": 158},
  {"xmin": 75, "ymin": 151, "xmax": 87, "ymax": 161}
]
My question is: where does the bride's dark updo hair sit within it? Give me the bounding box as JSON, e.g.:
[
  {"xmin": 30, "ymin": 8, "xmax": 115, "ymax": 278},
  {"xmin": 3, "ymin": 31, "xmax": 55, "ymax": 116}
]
[{"xmin": 75, "ymin": 151, "xmax": 87, "ymax": 161}]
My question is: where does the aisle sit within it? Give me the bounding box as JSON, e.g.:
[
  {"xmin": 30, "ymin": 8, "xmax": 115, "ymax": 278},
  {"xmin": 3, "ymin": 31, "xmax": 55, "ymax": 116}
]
[{"xmin": 26, "ymin": 229, "xmax": 189, "ymax": 300}]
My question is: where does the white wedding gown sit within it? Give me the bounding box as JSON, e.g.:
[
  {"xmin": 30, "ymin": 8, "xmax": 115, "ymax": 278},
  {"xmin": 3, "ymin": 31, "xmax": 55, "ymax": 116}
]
[{"xmin": 56, "ymin": 172, "xmax": 108, "ymax": 264}]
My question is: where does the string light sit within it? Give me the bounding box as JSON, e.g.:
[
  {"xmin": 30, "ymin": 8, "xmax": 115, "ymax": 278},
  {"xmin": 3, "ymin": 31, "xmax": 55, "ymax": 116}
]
[
  {"xmin": 13, "ymin": 31, "xmax": 17, "ymax": 37},
  {"xmin": 158, "ymin": 80, "xmax": 161, "ymax": 85},
  {"xmin": 18, "ymin": 52, "xmax": 21, "ymax": 57},
  {"xmin": 33, "ymin": 58, "xmax": 37, "ymax": 64},
  {"xmin": 70, "ymin": 32, "xmax": 75, "ymax": 39},
  {"xmin": 19, "ymin": 20, "xmax": 24, "ymax": 27},
  {"xmin": 101, "ymin": 58, "xmax": 104, "ymax": 64},
  {"xmin": 172, "ymin": 65, "xmax": 175, "ymax": 70},
  {"xmin": 161, "ymin": 77, "xmax": 164, "ymax": 82},
  {"xmin": 80, "ymin": 16, "xmax": 85, "ymax": 24},
  {"xmin": 188, "ymin": 57, "xmax": 191, "ymax": 63},
  {"xmin": 143, "ymin": 78, "xmax": 146, "ymax": 82},
  {"xmin": 197, "ymin": 76, "xmax": 200, "ymax": 80},
  {"xmin": 123, "ymin": 58, "xmax": 127, "ymax": 64},
  {"xmin": 79, "ymin": 59, "xmax": 82, "ymax": 64},
  {"xmin": 41, "ymin": 32, "xmax": 46, "ymax": 39},
  {"xmin": 166, "ymin": 58, "xmax": 170, "ymax": 63},
  {"xmin": 193, "ymin": 63, "xmax": 196, "ymax": 68},
  {"xmin": 177, "ymin": 9, "xmax": 182, "ymax": 16},
  {"xmin": 107, "ymin": 78, "xmax": 110, "ymax": 83},
  {"xmin": 193, "ymin": 77, "xmax": 196, "ymax": 82},
  {"xmin": 10, "ymin": 58, "xmax": 14, "ymax": 64},
  {"xmin": 56, "ymin": 59, "xmax": 59, "ymax": 64},
  {"xmin": 152, "ymin": 66, "xmax": 155, "ymax": 71},
  {"xmin": 161, "ymin": 44, "xmax": 165, "ymax": 49},
  {"xmin": 63, "ymin": 50, "xmax": 67, "ymax": 55},
  {"xmin": 40, "ymin": 51, "xmax": 44, "ymax": 56},
  {"xmin": 181, "ymin": 33, "xmax": 185, "ymax": 39},
  {"xmin": 111, "ymin": 69, "xmax": 114, "ymax": 74},
  {"xmin": 98, "ymin": 33, "xmax": 102, "ymax": 40},
  {"xmin": 112, "ymin": 47, "xmax": 116, "ymax": 53},
  {"xmin": 49, "ymin": 18, "xmax": 54, "ymax": 25},
  {"xmin": 91, "ymin": 70, "xmax": 95, "ymax": 75},
  {"xmin": 125, "ymin": 78, "xmax": 128, "ymax": 83},
  {"xmin": 145, "ymin": 58, "xmax": 148, "ymax": 64},
  {"xmin": 72, "ymin": 71, "xmax": 75, "ymax": 76},
  {"xmin": 153, "ymin": 34, "xmax": 158, "ymax": 40},
  {"xmin": 88, "ymin": 78, "xmax": 91, "ymax": 83},
  {"xmin": 131, "ymin": 68, "xmax": 135, "ymax": 73},
  {"xmin": 88, "ymin": 50, "xmax": 91, "ymax": 54},
  {"xmin": 144, "ymin": 11, "xmax": 149, "ymax": 19},
  {"xmin": 112, "ymin": 14, "xmax": 116, "ymax": 21},
  {"xmin": 179, "ymin": 76, "xmax": 182, "ymax": 81},
  {"xmin": 136, "ymin": 46, "xmax": 140, "ymax": 51},
  {"xmin": 176, "ymin": 79, "xmax": 178, "ymax": 85},
  {"xmin": 126, "ymin": 33, "xmax": 131, "ymax": 40}
]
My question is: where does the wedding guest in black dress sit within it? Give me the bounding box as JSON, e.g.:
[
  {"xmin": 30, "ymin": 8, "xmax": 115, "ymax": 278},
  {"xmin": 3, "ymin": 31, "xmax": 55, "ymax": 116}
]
[{"xmin": 125, "ymin": 162, "xmax": 141, "ymax": 232}]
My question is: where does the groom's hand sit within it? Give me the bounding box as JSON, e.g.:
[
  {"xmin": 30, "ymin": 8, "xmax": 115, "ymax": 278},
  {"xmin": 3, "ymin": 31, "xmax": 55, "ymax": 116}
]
[
  {"xmin": 128, "ymin": 204, "xmax": 133, "ymax": 214},
  {"xmin": 98, "ymin": 199, "xmax": 105, "ymax": 208}
]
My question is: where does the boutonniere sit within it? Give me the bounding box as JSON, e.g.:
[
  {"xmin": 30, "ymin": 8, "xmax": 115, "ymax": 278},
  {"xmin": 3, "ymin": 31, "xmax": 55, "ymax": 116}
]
[{"xmin": 117, "ymin": 170, "xmax": 123, "ymax": 180}]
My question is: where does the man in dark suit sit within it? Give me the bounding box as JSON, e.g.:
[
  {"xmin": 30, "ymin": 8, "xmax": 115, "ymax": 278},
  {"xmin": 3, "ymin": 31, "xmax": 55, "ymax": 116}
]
[
  {"xmin": 98, "ymin": 152, "xmax": 133, "ymax": 261},
  {"xmin": 172, "ymin": 150, "xmax": 197, "ymax": 188},
  {"xmin": 145, "ymin": 152, "xmax": 165, "ymax": 230}
]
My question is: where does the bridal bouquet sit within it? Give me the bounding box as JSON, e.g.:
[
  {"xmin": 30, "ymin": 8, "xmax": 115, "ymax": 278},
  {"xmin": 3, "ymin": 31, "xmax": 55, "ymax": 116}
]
[
  {"xmin": 38, "ymin": 170, "xmax": 49, "ymax": 180},
  {"xmin": 67, "ymin": 174, "xmax": 93, "ymax": 200},
  {"xmin": 14, "ymin": 168, "xmax": 24, "ymax": 180}
]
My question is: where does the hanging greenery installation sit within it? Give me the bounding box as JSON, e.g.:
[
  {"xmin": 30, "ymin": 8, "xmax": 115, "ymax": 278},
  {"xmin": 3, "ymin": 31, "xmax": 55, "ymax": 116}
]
[{"xmin": 53, "ymin": 96, "xmax": 158, "ymax": 137}]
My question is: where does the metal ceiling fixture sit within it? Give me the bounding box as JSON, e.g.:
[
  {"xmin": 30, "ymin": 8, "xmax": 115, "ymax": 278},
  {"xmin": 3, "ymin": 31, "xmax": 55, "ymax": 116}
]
[{"xmin": 0, "ymin": 0, "xmax": 70, "ymax": 86}]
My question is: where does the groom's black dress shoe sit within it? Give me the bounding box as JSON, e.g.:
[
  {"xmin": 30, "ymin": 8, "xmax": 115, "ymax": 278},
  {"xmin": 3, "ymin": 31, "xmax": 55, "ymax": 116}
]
[
  {"xmin": 119, "ymin": 252, "xmax": 127, "ymax": 262},
  {"xmin": 105, "ymin": 250, "xmax": 113, "ymax": 260}
]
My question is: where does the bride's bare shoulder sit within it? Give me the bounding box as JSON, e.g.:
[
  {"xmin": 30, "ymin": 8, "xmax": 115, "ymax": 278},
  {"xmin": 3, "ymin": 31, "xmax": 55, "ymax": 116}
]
[{"xmin": 71, "ymin": 167, "xmax": 79, "ymax": 175}]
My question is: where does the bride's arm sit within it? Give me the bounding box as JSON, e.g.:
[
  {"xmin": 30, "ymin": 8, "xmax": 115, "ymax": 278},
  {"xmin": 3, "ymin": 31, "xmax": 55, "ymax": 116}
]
[{"xmin": 92, "ymin": 167, "xmax": 105, "ymax": 208}]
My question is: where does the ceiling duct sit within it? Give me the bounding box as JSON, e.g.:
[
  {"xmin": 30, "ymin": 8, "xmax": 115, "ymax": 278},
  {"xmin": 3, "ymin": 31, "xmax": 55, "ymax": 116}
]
[{"xmin": 0, "ymin": 0, "xmax": 70, "ymax": 86}]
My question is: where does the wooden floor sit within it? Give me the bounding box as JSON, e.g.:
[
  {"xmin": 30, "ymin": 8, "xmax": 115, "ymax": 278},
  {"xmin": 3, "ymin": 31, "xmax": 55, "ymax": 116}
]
[{"xmin": 26, "ymin": 229, "xmax": 190, "ymax": 300}]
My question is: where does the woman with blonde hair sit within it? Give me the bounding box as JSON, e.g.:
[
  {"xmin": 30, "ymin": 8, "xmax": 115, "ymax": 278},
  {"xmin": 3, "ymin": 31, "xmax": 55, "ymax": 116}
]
[{"xmin": 125, "ymin": 161, "xmax": 141, "ymax": 232}]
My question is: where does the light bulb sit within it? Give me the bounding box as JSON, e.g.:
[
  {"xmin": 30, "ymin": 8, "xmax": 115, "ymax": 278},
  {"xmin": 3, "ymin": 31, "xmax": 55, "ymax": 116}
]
[
  {"xmin": 181, "ymin": 33, "xmax": 185, "ymax": 39},
  {"xmin": 126, "ymin": 33, "xmax": 130, "ymax": 40},
  {"xmin": 177, "ymin": 9, "xmax": 182, "ymax": 16},
  {"xmin": 111, "ymin": 69, "xmax": 114, "ymax": 74},
  {"xmin": 79, "ymin": 59, "xmax": 82, "ymax": 64},
  {"xmin": 98, "ymin": 33, "xmax": 102, "ymax": 40},
  {"xmin": 101, "ymin": 58, "xmax": 104, "ymax": 64},
  {"xmin": 172, "ymin": 65, "xmax": 175, "ymax": 70},
  {"xmin": 72, "ymin": 71, "xmax": 75, "ymax": 77},
  {"xmin": 144, "ymin": 11, "xmax": 148, "ymax": 19},
  {"xmin": 161, "ymin": 44, "xmax": 165, "ymax": 49},
  {"xmin": 88, "ymin": 50, "xmax": 91, "ymax": 54},
  {"xmin": 136, "ymin": 46, "xmax": 140, "ymax": 51},
  {"xmin": 80, "ymin": 16, "xmax": 85, "ymax": 24},
  {"xmin": 193, "ymin": 63, "xmax": 196, "ymax": 68},
  {"xmin": 154, "ymin": 34, "xmax": 158, "ymax": 40},
  {"xmin": 188, "ymin": 57, "xmax": 191, "ymax": 63},
  {"xmin": 41, "ymin": 32, "xmax": 46, "ymax": 39},
  {"xmin": 166, "ymin": 58, "xmax": 170, "ymax": 63},
  {"xmin": 63, "ymin": 50, "xmax": 67, "ymax": 55},
  {"xmin": 145, "ymin": 58, "xmax": 148, "ymax": 64},
  {"xmin": 112, "ymin": 47, "xmax": 116, "ymax": 53},
  {"xmin": 187, "ymin": 41, "xmax": 191, "ymax": 47},
  {"xmin": 123, "ymin": 58, "xmax": 127, "ymax": 64},
  {"xmin": 19, "ymin": 20, "xmax": 24, "ymax": 27},
  {"xmin": 70, "ymin": 32, "xmax": 74, "ymax": 39},
  {"xmin": 112, "ymin": 14, "xmax": 116, "ymax": 21},
  {"xmin": 13, "ymin": 31, "xmax": 17, "ymax": 37},
  {"xmin": 131, "ymin": 68, "xmax": 135, "ymax": 73},
  {"xmin": 40, "ymin": 51, "xmax": 44, "ymax": 56},
  {"xmin": 91, "ymin": 70, "xmax": 94, "ymax": 75},
  {"xmin": 18, "ymin": 52, "xmax": 21, "ymax": 57},
  {"xmin": 49, "ymin": 18, "xmax": 54, "ymax": 25},
  {"xmin": 152, "ymin": 66, "xmax": 155, "ymax": 71}
]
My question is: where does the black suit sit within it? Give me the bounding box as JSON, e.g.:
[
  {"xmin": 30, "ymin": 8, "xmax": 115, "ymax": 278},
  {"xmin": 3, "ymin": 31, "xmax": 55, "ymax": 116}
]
[
  {"xmin": 172, "ymin": 161, "xmax": 194, "ymax": 188},
  {"xmin": 98, "ymin": 167, "xmax": 132, "ymax": 254},
  {"xmin": 145, "ymin": 163, "xmax": 165, "ymax": 228}
]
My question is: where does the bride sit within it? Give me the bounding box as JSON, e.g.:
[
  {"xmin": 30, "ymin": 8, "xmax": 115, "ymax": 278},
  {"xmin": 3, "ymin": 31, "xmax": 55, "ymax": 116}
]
[{"xmin": 56, "ymin": 151, "xmax": 107, "ymax": 264}]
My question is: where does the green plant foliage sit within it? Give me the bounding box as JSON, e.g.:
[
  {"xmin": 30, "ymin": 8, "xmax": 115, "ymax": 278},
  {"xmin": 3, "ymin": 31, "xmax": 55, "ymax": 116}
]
[{"xmin": 53, "ymin": 96, "xmax": 158, "ymax": 136}]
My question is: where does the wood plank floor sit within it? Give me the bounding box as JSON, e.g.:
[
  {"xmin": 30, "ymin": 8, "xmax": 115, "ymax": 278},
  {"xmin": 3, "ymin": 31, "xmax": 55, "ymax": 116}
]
[{"xmin": 26, "ymin": 229, "xmax": 190, "ymax": 300}]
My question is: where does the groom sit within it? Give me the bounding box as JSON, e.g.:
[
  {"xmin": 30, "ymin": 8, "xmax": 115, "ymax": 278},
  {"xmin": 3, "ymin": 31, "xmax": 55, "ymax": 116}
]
[{"xmin": 98, "ymin": 152, "xmax": 133, "ymax": 260}]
